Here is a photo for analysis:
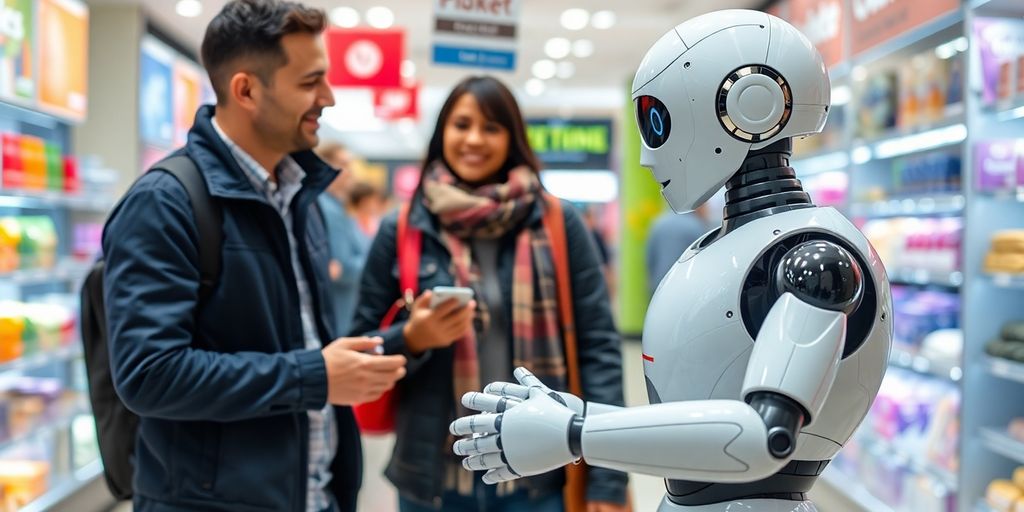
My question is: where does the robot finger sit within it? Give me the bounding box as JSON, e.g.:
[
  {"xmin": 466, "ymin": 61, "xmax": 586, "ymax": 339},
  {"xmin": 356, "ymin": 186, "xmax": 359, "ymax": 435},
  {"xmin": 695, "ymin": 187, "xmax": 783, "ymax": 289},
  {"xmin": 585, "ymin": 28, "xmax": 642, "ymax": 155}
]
[
  {"xmin": 482, "ymin": 467, "xmax": 520, "ymax": 484},
  {"xmin": 513, "ymin": 367, "xmax": 550, "ymax": 391},
  {"xmin": 462, "ymin": 452, "xmax": 507, "ymax": 471},
  {"xmin": 483, "ymin": 382, "xmax": 531, "ymax": 400},
  {"xmin": 449, "ymin": 413, "xmax": 501, "ymax": 436},
  {"xmin": 453, "ymin": 434, "xmax": 502, "ymax": 456},
  {"xmin": 462, "ymin": 392, "xmax": 522, "ymax": 413}
]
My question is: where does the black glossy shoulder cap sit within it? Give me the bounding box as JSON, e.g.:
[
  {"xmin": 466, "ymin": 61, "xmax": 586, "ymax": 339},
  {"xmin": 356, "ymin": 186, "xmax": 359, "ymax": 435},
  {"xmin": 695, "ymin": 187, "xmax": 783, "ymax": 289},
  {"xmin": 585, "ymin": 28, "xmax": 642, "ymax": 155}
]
[{"xmin": 775, "ymin": 240, "xmax": 863, "ymax": 315}]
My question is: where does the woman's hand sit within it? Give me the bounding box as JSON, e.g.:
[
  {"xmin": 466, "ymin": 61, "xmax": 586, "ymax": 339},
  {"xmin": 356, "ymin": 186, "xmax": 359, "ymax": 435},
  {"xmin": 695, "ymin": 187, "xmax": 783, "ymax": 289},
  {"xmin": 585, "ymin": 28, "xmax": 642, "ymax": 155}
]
[{"xmin": 402, "ymin": 291, "xmax": 476, "ymax": 355}]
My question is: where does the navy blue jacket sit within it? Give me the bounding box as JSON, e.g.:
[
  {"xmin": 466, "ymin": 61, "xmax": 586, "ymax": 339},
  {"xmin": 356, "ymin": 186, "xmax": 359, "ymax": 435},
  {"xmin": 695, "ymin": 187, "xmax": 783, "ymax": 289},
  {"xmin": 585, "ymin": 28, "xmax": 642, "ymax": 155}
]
[
  {"xmin": 102, "ymin": 105, "xmax": 361, "ymax": 512},
  {"xmin": 350, "ymin": 193, "xmax": 628, "ymax": 507}
]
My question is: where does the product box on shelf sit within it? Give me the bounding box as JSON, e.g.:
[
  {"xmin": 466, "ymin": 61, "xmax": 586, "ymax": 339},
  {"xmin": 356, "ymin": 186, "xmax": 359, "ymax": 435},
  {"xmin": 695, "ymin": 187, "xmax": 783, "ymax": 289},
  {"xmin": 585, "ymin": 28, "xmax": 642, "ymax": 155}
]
[
  {"xmin": 976, "ymin": 140, "xmax": 1020, "ymax": 192},
  {"xmin": 975, "ymin": 17, "xmax": 1024, "ymax": 109},
  {"xmin": 984, "ymin": 230, "xmax": 1024, "ymax": 274},
  {"xmin": 0, "ymin": 133, "xmax": 77, "ymax": 194},
  {"xmin": 856, "ymin": 71, "xmax": 899, "ymax": 139}
]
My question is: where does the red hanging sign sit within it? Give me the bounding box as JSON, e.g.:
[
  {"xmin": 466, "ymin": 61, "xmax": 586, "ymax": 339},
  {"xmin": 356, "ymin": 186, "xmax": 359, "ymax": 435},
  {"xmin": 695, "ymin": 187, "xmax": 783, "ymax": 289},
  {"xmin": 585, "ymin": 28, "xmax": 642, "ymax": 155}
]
[
  {"xmin": 373, "ymin": 82, "xmax": 420, "ymax": 120},
  {"xmin": 850, "ymin": 0, "xmax": 959, "ymax": 56},
  {"xmin": 326, "ymin": 28, "xmax": 404, "ymax": 88}
]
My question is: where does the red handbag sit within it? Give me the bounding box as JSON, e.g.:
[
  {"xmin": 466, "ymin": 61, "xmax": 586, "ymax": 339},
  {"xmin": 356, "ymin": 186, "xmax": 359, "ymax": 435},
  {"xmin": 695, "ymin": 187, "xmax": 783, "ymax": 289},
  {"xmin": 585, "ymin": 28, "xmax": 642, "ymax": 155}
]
[{"xmin": 352, "ymin": 203, "xmax": 421, "ymax": 435}]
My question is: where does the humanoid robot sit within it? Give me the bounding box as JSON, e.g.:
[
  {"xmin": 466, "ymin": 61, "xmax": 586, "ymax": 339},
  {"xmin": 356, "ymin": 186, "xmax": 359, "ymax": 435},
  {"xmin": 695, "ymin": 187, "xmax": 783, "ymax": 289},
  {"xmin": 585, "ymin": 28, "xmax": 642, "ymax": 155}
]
[{"xmin": 449, "ymin": 9, "xmax": 892, "ymax": 512}]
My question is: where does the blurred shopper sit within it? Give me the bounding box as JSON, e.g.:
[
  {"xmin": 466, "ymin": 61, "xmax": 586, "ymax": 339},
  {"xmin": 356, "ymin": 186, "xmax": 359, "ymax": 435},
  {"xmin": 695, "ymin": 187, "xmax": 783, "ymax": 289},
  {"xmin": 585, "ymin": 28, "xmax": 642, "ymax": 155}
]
[
  {"xmin": 350, "ymin": 76, "xmax": 629, "ymax": 512},
  {"xmin": 645, "ymin": 204, "xmax": 712, "ymax": 294},
  {"xmin": 347, "ymin": 180, "xmax": 388, "ymax": 237},
  {"xmin": 318, "ymin": 143, "xmax": 372, "ymax": 338},
  {"xmin": 581, "ymin": 204, "xmax": 617, "ymax": 301},
  {"xmin": 101, "ymin": 2, "xmax": 406, "ymax": 511}
]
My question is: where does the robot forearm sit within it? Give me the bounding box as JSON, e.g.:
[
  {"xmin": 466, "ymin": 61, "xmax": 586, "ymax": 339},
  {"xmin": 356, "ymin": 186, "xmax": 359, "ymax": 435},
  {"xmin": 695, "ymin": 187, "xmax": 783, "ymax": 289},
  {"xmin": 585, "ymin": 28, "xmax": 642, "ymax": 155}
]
[{"xmin": 579, "ymin": 400, "xmax": 788, "ymax": 482}]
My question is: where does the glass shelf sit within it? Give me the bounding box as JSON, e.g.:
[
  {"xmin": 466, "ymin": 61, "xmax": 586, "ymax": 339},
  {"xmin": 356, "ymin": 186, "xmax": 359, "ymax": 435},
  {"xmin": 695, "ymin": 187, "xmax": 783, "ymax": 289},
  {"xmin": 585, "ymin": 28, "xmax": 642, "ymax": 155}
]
[
  {"xmin": 989, "ymin": 273, "xmax": 1024, "ymax": 289},
  {"xmin": 0, "ymin": 259, "xmax": 93, "ymax": 287},
  {"xmin": 889, "ymin": 268, "xmax": 963, "ymax": 288},
  {"xmin": 987, "ymin": 356, "xmax": 1024, "ymax": 385},
  {"xmin": 850, "ymin": 194, "xmax": 965, "ymax": 218},
  {"xmin": 0, "ymin": 189, "xmax": 116, "ymax": 213},
  {"xmin": 981, "ymin": 428, "xmax": 1024, "ymax": 465},
  {"xmin": 819, "ymin": 466, "xmax": 897, "ymax": 512}
]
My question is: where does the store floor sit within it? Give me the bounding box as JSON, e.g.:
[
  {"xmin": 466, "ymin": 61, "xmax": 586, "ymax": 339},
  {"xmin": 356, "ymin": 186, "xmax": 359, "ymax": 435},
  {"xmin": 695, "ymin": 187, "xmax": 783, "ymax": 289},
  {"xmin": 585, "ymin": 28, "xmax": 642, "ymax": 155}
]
[{"xmin": 111, "ymin": 341, "xmax": 857, "ymax": 512}]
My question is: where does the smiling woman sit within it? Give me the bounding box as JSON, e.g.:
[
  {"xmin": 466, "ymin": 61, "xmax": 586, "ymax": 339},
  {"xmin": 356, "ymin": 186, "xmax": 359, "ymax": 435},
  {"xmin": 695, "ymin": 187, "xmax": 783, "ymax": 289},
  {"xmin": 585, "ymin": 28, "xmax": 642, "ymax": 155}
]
[{"xmin": 348, "ymin": 74, "xmax": 630, "ymax": 512}]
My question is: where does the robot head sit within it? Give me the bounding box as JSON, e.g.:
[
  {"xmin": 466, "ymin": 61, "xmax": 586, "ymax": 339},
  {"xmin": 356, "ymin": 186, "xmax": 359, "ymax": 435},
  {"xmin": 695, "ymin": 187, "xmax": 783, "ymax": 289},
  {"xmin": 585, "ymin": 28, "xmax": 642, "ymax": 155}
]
[{"xmin": 632, "ymin": 10, "xmax": 830, "ymax": 213}]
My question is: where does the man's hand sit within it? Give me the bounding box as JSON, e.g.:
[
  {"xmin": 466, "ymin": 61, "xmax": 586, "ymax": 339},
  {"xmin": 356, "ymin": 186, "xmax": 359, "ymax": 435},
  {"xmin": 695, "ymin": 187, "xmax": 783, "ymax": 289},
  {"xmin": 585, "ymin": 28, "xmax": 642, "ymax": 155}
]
[
  {"xmin": 450, "ymin": 368, "xmax": 581, "ymax": 484},
  {"xmin": 322, "ymin": 337, "xmax": 406, "ymax": 405},
  {"xmin": 402, "ymin": 291, "xmax": 476, "ymax": 355}
]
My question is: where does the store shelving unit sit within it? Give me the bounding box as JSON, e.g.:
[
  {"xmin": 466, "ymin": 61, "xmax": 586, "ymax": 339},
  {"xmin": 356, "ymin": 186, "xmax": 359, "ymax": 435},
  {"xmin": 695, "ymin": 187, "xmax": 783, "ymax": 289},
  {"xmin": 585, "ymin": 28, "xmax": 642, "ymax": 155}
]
[
  {"xmin": 0, "ymin": 82, "xmax": 111, "ymax": 512},
  {"xmin": 784, "ymin": 4, "xmax": 972, "ymax": 511},
  {"xmin": 958, "ymin": 0, "xmax": 1024, "ymax": 508}
]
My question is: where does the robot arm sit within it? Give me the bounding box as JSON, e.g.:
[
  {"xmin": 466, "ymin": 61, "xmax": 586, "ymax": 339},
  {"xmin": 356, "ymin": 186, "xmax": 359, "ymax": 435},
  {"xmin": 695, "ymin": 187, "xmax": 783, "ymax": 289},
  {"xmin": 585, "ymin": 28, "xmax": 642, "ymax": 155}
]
[{"xmin": 451, "ymin": 240, "xmax": 862, "ymax": 484}]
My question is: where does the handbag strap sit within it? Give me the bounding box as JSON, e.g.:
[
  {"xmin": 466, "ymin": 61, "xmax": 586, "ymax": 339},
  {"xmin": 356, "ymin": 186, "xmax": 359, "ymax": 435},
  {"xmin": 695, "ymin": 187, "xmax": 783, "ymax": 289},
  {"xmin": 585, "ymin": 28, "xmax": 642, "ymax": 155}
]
[
  {"xmin": 541, "ymin": 193, "xmax": 581, "ymax": 395},
  {"xmin": 380, "ymin": 202, "xmax": 421, "ymax": 329}
]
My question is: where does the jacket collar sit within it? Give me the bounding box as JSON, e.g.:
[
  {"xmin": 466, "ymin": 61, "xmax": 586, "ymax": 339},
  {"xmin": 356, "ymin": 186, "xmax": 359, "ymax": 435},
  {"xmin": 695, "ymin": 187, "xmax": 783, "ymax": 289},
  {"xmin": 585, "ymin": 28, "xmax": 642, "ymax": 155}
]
[{"xmin": 183, "ymin": 105, "xmax": 337, "ymax": 201}]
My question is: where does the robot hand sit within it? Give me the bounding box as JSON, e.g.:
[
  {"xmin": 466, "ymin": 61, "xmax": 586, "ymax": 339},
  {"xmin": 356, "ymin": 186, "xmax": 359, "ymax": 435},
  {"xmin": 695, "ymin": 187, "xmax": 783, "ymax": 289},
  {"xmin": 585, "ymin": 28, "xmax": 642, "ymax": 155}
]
[{"xmin": 449, "ymin": 367, "xmax": 583, "ymax": 484}]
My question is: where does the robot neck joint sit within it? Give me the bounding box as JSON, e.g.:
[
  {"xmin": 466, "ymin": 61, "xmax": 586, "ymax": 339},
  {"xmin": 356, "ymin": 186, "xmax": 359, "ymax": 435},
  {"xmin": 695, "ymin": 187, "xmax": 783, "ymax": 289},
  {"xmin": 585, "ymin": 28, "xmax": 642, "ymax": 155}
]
[{"xmin": 720, "ymin": 138, "xmax": 813, "ymax": 235}]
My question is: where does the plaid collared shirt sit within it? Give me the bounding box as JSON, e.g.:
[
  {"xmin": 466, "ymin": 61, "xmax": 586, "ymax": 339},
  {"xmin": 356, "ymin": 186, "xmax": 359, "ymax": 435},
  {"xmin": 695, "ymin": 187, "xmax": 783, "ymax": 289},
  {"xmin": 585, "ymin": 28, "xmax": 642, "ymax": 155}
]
[{"xmin": 213, "ymin": 119, "xmax": 337, "ymax": 512}]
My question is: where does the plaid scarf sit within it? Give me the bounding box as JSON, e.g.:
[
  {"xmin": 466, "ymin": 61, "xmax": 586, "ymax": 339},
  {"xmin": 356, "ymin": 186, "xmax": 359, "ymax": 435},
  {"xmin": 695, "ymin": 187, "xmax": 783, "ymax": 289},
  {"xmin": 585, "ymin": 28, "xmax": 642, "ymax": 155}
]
[{"xmin": 422, "ymin": 161, "xmax": 568, "ymax": 421}]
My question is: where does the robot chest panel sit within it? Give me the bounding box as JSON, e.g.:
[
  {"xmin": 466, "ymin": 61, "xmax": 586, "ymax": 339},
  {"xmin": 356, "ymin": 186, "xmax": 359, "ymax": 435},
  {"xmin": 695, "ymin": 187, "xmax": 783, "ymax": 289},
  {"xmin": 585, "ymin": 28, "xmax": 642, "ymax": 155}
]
[{"xmin": 641, "ymin": 235, "xmax": 759, "ymax": 403}]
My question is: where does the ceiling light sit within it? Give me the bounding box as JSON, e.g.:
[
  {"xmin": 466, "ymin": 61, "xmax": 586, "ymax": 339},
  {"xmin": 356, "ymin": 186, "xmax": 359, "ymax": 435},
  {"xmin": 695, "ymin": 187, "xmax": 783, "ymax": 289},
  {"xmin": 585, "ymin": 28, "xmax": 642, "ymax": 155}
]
[
  {"xmin": 329, "ymin": 6, "xmax": 359, "ymax": 28},
  {"xmin": 366, "ymin": 6, "xmax": 394, "ymax": 29},
  {"xmin": 572, "ymin": 39, "xmax": 594, "ymax": 58},
  {"xmin": 852, "ymin": 65, "xmax": 867, "ymax": 82},
  {"xmin": 545, "ymin": 38, "xmax": 571, "ymax": 60},
  {"xmin": 556, "ymin": 61, "xmax": 575, "ymax": 79},
  {"xmin": 525, "ymin": 78, "xmax": 545, "ymax": 96},
  {"xmin": 591, "ymin": 10, "xmax": 616, "ymax": 29},
  {"xmin": 560, "ymin": 8, "xmax": 589, "ymax": 31},
  {"xmin": 400, "ymin": 60, "xmax": 416, "ymax": 78},
  {"xmin": 532, "ymin": 59, "xmax": 557, "ymax": 80},
  {"xmin": 175, "ymin": 0, "xmax": 202, "ymax": 18}
]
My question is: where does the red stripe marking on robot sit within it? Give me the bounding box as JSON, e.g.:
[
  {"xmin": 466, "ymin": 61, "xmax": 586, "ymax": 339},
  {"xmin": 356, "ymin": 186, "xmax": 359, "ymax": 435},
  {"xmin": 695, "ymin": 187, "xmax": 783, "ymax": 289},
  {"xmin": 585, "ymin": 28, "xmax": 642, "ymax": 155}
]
[{"xmin": 642, "ymin": 354, "xmax": 654, "ymax": 363}]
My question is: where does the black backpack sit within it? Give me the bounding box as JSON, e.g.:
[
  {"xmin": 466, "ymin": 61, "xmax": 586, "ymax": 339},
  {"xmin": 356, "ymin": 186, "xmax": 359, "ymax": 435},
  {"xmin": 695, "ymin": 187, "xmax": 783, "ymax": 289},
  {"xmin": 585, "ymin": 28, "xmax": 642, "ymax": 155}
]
[{"xmin": 79, "ymin": 155, "xmax": 222, "ymax": 500}]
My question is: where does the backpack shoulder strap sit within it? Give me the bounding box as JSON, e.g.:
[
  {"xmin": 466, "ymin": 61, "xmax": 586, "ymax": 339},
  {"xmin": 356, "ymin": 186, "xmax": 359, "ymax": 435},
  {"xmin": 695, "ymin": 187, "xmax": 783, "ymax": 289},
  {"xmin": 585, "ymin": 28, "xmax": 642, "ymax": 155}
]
[{"xmin": 152, "ymin": 155, "xmax": 223, "ymax": 301}]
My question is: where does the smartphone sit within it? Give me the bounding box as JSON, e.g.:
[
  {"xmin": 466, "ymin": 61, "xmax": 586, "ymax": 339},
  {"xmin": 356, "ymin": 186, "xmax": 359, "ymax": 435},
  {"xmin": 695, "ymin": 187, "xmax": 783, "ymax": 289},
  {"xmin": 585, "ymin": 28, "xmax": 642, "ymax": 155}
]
[{"xmin": 430, "ymin": 286, "xmax": 475, "ymax": 309}]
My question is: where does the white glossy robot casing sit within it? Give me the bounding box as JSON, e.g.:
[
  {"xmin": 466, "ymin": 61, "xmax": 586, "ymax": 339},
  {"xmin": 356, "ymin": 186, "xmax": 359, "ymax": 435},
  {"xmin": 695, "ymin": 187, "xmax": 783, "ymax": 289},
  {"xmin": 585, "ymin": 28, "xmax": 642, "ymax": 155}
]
[{"xmin": 642, "ymin": 207, "xmax": 892, "ymax": 462}]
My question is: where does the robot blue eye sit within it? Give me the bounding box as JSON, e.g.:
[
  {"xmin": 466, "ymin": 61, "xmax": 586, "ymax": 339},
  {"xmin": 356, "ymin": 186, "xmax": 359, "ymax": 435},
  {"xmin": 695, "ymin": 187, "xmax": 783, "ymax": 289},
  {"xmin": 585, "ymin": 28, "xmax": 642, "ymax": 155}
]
[
  {"xmin": 635, "ymin": 95, "xmax": 671, "ymax": 149},
  {"xmin": 650, "ymin": 109, "xmax": 664, "ymax": 136}
]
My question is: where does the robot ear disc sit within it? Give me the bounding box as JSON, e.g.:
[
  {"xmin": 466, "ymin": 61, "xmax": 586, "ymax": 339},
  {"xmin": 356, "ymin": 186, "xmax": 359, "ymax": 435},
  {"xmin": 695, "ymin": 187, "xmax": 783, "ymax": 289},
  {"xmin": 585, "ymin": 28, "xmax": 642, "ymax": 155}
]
[
  {"xmin": 635, "ymin": 95, "xmax": 672, "ymax": 149},
  {"xmin": 716, "ymin": 65, "xmax": 793, "ymax": 143}
]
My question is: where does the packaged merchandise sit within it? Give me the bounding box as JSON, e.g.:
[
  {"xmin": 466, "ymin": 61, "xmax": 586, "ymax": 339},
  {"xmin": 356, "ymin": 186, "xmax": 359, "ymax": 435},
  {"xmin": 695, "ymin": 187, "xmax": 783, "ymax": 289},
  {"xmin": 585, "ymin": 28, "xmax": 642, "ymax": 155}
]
[
  {"xmin": 1009, "ymin": 419, "xmax": 1024, "ymax": 443},
  {"xmin": 856, "ymin": 71, "xmax": 898, "ymax": 139},
  {"xmin": 17, "ymin": 136, "xmax": 45, "ymax": 191},
  {"xmin": 974, "ymin": 17, "xmax": 1024, "ymax": 107},
  {"xmin": 989, "ymin": 479, "xmax": 1023, "ymax": 511},
  {"xmin": 0, "ymin": 460, "xmax": 49, "ymax": 510},
  {"xmin": 15, "ymin": 217, "xmax": 56, "ymax": 270},
  {"xmin": 802, "ymin": 171, "xmax": 847, "ymax": 207},
  {"xmin": 0, "ymin": 134, "xmax": 23, "ymax": 190},
  {"xmin": 976, "ymin": 140, "xmax": 1020, "ymax": 192},
  {"xmin": 985, "ymin": 230, "xmax": 1024, "ymax": 274},
  {"xmin": 0, "ymin": 218, "xmax": 21, "ymax": 273},
  {"xmin": 863, "ymin": 217, "xmax": 962, "ymax": 274},
  {"xmin": 985, "ymin": 320, "xmax": 1024, "ymax": 363}
]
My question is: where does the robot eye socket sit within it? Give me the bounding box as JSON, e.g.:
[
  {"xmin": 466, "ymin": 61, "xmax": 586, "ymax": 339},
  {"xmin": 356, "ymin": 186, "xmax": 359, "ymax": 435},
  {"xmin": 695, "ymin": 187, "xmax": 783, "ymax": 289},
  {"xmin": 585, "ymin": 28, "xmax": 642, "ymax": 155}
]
[{"xmin": 635, "ymin": 95, "xmax": 671, "ymax": 149}]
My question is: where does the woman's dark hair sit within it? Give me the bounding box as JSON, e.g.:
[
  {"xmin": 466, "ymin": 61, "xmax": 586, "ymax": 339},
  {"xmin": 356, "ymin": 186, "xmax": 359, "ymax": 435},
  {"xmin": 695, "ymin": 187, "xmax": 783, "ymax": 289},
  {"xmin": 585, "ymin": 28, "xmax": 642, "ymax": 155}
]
[
  {"xmin": 201, "ymin": 0, "xmax": 326, "ymax": 105},
  {"xmin": 418, "ymin": 76, "xmax": 541, "ymax": 187}
]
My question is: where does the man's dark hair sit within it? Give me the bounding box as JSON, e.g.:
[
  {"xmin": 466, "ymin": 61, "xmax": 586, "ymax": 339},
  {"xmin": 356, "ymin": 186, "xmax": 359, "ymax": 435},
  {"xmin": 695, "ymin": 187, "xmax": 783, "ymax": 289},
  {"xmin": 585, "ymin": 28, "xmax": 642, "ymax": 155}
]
[{"xmin": 201, "ymin": 0, "xmax": 326, "ymax": 105}]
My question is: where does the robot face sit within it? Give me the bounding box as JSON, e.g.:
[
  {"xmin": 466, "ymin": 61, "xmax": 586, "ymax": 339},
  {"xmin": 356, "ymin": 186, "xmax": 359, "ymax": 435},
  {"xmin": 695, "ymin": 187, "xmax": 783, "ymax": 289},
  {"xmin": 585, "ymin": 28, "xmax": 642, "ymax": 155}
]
[{"xmin": 631, "ymin": 10, "xmax": 831, "ymax": 213}]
